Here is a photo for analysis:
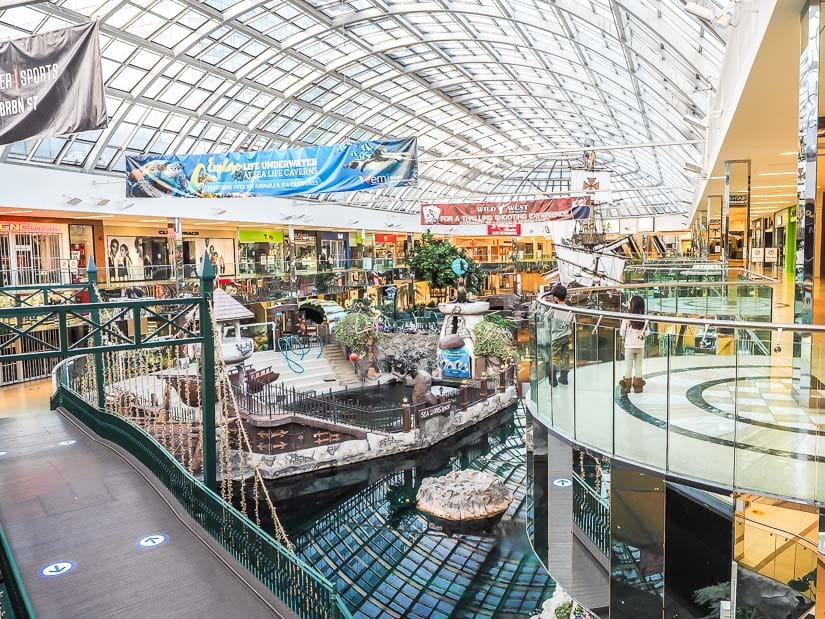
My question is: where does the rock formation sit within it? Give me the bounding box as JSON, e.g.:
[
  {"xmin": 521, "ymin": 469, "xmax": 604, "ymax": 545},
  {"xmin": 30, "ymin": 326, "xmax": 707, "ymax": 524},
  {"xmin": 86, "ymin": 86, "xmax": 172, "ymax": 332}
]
[{"xmin": 416, "ymin": 470, "xmax": 513, "ymax": 527}]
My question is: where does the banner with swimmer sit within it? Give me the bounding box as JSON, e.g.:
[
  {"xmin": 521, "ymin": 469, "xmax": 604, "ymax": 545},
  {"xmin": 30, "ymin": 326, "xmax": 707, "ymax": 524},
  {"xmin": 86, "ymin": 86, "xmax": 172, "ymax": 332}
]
[
  {"xmin": 126, "ymin": 137, "xmax": 418, "ymax": 198},
  {"xmin": 0, "ymin": 23, "xmax": 107, "ymax": 146}
]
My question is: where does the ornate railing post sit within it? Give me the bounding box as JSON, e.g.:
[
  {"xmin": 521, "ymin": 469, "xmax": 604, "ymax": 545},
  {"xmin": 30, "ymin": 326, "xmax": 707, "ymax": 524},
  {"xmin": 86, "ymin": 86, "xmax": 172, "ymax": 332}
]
[
  {"xmin": 199, "ymin": 255, "xmax": 217, "ymax": 491},
  {"xmin": 87, "ymin": 259, "xmax": 106, "ymax": 411}
]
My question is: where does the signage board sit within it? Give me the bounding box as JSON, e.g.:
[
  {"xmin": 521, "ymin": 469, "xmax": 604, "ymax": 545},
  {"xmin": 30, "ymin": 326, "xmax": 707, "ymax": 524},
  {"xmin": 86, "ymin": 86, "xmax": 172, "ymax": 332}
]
[
  {"xmin": 765, "ymin": 247, "xmax": 778, "ymax": 263},
  {"xmin": 750, "ymin": 247, "xmax": 764, "ymax": 263},
  {"xmin": 374, "ymin": 234, "xmax": 396, "ymax": 243},
  {"xmin": 0, "ymin": 23, "xmax": 107, "ymax": 145},
  {"xmin": 421, "ymin": 197, "xmax": 591, "ymax": 226},
  {"xmin": 126, "ymin": 137, "xmax": 417, "ymax": 198},
  {"xmin": 418, "ymin": 401, "xmax": 453, "ymax": 421},
  {"xmin": 0, "ymin": 221, "xmax": 63, "ymax": 233},
  {"xmin": 239, "ymin": 229, "xmax": 284, "ymax": 243},
  {"xmin": 487, "ymin": 224, "xmax": 521, "ymax": 236},
  {"xmin": 729, "ymin": 193, "xmax": 749, "ymax": 207}
]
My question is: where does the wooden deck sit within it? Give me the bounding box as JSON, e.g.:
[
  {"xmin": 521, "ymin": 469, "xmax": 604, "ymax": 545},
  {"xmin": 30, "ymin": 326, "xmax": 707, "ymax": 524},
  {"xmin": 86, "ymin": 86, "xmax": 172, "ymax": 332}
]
[{"xmin": 0, "ymin": 391, "xmax": 293, "ymax": 619}]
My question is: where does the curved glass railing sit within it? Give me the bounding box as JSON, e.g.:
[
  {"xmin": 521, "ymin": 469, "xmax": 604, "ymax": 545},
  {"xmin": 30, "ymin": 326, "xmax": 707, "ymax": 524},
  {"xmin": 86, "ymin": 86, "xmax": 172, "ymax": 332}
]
[
  {"xmin": 529, "ymin": 291, "xmax": 825, "ymax": 504},
  {"xmin": 575, "ymin": 281, "xmax": 773, "ymax": 323},
  {"xmin": 623, "ymin": 262, "xmax": 779, "ymax": 284}
]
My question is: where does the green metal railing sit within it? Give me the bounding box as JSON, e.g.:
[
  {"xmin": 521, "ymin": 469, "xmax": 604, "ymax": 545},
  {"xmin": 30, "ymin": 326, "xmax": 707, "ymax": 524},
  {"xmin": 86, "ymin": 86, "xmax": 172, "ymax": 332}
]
[
  {"xmin": 52, "ymin": 364, "xmax": 352, "ymax": 619},
  {"xmin": 0, "ymin": 258, "xmax": 353, "ymax": 618},
  {"xmin": 0, "ymin": 521, "xmax": 34, "ymax": 619},
  {"xmin": 572, "ymin": 472, "xmax": 609, "ymax": 556}
]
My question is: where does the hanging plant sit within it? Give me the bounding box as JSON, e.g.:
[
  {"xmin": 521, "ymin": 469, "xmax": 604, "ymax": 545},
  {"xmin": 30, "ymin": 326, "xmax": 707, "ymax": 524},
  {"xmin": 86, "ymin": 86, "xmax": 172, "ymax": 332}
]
[{"xmin": 472, "ymin": 320, "xmax": 515, "ymax": 362}]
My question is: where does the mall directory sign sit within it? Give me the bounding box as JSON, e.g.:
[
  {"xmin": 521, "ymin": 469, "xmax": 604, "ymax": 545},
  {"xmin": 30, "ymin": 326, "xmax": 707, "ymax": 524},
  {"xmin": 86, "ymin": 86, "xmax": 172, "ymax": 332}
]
[
  {"xmin": 421, "ymin": 197, "xmax": 591, "ymax": 226},
  {"xmin": 126, "ymin": 137, "xmax": 417, "ymax": 198},
  {"xmin": 0, "ymin": 23, "xmax": 106, "ymax": 145}
]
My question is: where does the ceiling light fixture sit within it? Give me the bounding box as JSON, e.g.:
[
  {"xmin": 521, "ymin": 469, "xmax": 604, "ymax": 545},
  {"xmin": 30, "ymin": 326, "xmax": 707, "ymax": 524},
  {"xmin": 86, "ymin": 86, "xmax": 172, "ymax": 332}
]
[
  {"xmin": 757, "ymin": 171, "xmax": 795, "ymax": 176},
  {"xmin": 780, "ymin": 151, "xmax": 798, "ymax": 156},
  {"xmin": 0, "ymin": 209, "xmax": 33, "ymax": 214}
]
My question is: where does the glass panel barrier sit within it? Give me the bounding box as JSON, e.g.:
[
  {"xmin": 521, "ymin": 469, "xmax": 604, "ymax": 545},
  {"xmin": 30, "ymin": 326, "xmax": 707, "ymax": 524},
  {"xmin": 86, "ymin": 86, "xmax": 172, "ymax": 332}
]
[
  {"xmin": 666, "ymin": 324, "xmax": 735, "ymax": 485},
  {"xmin": 574, "ymin": 324, "xmax": 614, "ymax": 453},
  {"xmin": 613, "ymin": 319, "xmax": 666, "ymax": 469},
  {"xmin": 534, "ymin": 309, "xmax": 552, "ymax": 428},
  {"xmin": 548, "ymin": 311, "xmax": 574, "ymax": 436}
]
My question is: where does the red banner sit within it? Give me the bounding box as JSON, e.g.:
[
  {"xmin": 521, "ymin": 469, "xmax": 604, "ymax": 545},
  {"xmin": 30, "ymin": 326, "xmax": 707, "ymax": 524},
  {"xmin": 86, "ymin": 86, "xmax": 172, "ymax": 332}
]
[
  {"xmin": 420, "ymin": 197, "xmax": 591, "ymax": 226},
  {"xmin": 487, "ymin": 224, "xmax": 521, "ymax": 236}
]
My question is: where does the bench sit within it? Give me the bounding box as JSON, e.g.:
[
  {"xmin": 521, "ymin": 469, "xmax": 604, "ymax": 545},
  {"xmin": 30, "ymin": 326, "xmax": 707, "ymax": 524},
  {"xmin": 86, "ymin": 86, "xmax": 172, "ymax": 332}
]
[{"xmin": 247, "ymin": 366, "xmax": 279, "ymax": 393}]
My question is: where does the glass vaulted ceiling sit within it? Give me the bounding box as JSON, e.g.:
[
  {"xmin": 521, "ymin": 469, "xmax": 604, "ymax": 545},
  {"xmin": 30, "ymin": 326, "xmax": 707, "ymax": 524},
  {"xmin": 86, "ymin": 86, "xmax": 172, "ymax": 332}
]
[{"xmin": 0, "ymin": 0, "xmax": 726, "ymax": 215}]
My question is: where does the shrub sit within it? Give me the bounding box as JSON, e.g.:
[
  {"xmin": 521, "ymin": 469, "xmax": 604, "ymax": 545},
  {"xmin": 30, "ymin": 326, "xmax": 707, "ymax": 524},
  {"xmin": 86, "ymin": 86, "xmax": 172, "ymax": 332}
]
[{"xmin": 472, "ymin": 319, "xmax": 514, "ymax": 362}]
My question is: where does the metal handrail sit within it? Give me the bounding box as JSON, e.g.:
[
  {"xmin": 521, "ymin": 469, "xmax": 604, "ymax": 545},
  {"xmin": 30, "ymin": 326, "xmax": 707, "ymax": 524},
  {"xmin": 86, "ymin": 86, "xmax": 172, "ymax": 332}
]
[
  {"xmin": 0, "ymin": 521, "xmax": 34, "ymax": 618},
  {"xmin": 537, "ymin": 295, "xmax": 823, "ymax": 334},
  {"xmin": 52, "ymin": 357, "xmax": 352, "ymax": 619},
  {"xmin": 580, "ymin": 280, "xmax": 773, "ymax": 293}
]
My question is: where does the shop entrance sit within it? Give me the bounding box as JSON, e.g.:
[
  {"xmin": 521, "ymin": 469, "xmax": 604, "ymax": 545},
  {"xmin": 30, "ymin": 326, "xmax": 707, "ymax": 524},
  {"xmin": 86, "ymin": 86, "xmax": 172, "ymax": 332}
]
[
  {"xmin": 3, "ymin": 232, "xmax": 64, "ymax": 286},
  {"xmin": 320, "ymin": 239, "xmax": 346, "ymax": 269}
]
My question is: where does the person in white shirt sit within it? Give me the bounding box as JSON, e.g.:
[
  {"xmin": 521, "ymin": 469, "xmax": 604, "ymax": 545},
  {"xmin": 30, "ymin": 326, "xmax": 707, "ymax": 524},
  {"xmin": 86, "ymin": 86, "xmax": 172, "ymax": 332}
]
[{"xmin": 619, "ymin": 295, "xmax": 648, "ymax": 395}]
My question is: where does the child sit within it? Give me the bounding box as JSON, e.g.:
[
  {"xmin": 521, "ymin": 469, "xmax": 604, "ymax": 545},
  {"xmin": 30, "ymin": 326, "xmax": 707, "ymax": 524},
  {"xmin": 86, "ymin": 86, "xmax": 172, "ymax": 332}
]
[{"xmin": 619, "ymin": 295, "xmax": 647, "ymax": 395}]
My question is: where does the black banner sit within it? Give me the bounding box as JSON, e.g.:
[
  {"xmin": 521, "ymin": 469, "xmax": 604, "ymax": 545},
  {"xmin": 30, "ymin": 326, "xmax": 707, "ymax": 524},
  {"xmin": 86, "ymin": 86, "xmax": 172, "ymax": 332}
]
[{"xmin": 0, "ymin": 22, "xmax": 106, "ymax": 145}]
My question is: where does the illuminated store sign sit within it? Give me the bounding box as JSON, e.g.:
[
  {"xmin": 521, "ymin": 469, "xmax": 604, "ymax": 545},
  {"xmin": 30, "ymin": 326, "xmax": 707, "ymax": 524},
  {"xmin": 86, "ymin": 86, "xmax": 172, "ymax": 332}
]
[
  {"xmin": 487, "ymin": 224, "xmax": 521, "ymax": 236},
  {"xmin": 0, "ymin": 221, "xmax": 63, "ymax": 233}
]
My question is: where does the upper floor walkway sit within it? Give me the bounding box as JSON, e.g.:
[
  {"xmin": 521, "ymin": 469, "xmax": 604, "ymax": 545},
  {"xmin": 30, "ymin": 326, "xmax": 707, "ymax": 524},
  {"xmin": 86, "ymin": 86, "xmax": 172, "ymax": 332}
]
[{"xmin": 0, "ymin": 380, "xmax": 292, "ymax": 618}]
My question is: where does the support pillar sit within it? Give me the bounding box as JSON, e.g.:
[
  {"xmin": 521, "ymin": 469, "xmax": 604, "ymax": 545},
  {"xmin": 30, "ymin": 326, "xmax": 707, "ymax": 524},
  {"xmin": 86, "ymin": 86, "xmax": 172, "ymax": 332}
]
[
  {"xmin": 87, "ymin": 258, "xmax": 105, "ymax": 411},
  {"xmin": 723, "ymin": 161, "xmax": 751, "ymax": 269},
  {"xmin": 169, "ymin": 217, "xmax": 184, "ymax": 291},
  {"xmin": 707, "ymin": 195, "xmax": 723, "ymax": 261},
  {"xmin": 795, "ymin": 1, "xmax": 820, "ymax": 406},
  {"xmin": 199, "ymin": 254, "xmax": 217, "ymax": 491}
]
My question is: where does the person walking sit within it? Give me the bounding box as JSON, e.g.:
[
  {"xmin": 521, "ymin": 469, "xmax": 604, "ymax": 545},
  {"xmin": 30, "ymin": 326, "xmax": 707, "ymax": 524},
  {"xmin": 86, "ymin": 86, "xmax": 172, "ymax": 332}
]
[
  {"xmin": 547, "ymin": 284, "xmax": 572, "ymax": 387},
  {"xmin": 619, "ymin": 295, "xmax": 648, "ymax": 395}
]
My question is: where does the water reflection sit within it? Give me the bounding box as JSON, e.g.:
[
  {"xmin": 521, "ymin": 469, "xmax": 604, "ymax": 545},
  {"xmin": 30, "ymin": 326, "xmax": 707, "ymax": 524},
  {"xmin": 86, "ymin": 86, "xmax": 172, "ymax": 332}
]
[{"xmin": 269, "ymin": 405, "xmax": 555, "ymax": 618}]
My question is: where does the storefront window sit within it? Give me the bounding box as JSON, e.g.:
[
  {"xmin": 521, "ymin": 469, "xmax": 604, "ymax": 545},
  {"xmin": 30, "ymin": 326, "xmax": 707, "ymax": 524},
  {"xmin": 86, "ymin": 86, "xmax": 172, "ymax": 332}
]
[
  {"xmin": 0, "ymin": 221, "xmax": 68, "ymax": 286},
  {"xmin": 239, "ymin": 229, "xmax": 285, "ymax": 276},
  {"xmin": 68, "ymin": 224, "xmax": 95, "ymax": 283},
  {"xmin": 293, "ymin": 231, "xmax": 317, "ymax": 272}
]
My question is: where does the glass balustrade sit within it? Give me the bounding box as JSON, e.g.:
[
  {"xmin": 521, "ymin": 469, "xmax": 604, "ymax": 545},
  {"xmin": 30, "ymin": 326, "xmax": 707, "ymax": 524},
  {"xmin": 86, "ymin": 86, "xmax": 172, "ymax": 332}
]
[{"xmin": 530, "ymin": 290, "xmax": 825, "ymax": 504}]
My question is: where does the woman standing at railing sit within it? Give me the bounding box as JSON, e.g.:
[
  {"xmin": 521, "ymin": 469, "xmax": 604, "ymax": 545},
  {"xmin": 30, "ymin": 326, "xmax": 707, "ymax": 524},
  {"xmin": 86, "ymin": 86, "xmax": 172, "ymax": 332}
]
[{"xmin": 619, "ymin": 295, "xmax": 648, "ymax": 395}]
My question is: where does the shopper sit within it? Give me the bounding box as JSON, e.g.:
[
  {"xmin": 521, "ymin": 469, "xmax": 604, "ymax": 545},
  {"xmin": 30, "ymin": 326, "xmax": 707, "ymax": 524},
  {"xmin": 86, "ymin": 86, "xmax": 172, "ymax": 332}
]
[
  {"xmin": 547, "ymin": 284, "xmax": 572, "ymax": 387},
  {"xmin": 619, "ymin": 295, "xmax": 648, "ymax": 395}
]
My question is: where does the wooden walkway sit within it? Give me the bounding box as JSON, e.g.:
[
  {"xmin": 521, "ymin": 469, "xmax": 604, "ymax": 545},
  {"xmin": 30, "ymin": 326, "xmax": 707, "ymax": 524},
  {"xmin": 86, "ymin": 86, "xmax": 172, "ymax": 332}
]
[{"xmin": 0, "ymin": 387, "xmax": 292, "ymax": 619}]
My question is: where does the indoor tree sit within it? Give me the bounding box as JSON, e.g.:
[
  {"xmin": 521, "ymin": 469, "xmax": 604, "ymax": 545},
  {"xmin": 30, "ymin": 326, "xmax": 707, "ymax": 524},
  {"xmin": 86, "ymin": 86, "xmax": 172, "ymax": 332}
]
[{"xmin": 406, "ymin": 231, "xmax": 483, "ymax": 301}]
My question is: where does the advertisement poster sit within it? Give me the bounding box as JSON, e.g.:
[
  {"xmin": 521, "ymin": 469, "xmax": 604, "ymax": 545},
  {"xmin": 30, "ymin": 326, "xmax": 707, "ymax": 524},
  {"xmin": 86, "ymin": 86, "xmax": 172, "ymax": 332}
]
[
  {"xmin": 0, "ymin": 23, "xmax": 107, "ymax": 145},
  {"xmin": 126, "ymin": 137, "xmax": 417, "ymax": 198},
  {"xmin": 188, "ymin": 237, "xmax": 235, "ymax": 276},
  {"xmin": 106, "ymin": 235, "xmax": 170, "ymax": 282},
  {"xmin": 421, "ymin": 197, "xmax": 591, "ymax": 226},
  {"xmin": 439, "ymin": 346, "xmax": 471, "ymax": 379}
]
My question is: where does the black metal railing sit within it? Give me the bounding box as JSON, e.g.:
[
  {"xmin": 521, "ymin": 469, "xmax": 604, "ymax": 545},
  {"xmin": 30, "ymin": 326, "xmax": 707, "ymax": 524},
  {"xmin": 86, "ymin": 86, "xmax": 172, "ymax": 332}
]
[{"xmin": 234, "ymin": 367, "xmax": 516, "ymax": 435}]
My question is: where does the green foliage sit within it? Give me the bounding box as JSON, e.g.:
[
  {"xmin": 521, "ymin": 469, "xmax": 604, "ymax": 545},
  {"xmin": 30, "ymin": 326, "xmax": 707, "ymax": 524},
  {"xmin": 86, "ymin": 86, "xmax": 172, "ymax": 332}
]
[
  {"xmin": 692, "ymin": 582, "xmax": 731, "ymax": 619},
  {"xmin": 313, "ymin": 271, "xmax": 335, "ymax": 293},
  {"xmin": 472, "ymin": 319, "xmax": 514, "ymax": 362},
  {"xmin": 407, "ymin": 231, "xmax": 483, "ymax": 294},
  {"xmin": 554, "ymin": 601, "xmax": 573, "ymax": 619},
  {"xmin": 483, "ymin": 313, "xmax": 515, "ymax": 330},
  {"xmin": 334, "ymin": 312, "xmax": 377, "ymax": 356}
]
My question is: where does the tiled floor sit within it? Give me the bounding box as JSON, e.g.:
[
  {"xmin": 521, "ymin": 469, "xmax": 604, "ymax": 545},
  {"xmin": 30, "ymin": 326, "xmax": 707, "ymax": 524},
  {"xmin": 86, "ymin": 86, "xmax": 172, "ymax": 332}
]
[{"xmin": 533, "ymin": 354, "xmax": 825, "ymax": 503}]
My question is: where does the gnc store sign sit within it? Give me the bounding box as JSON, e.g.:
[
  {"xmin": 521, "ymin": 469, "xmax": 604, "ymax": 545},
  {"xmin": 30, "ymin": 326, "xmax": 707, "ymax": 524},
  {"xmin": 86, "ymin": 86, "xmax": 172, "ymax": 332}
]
[{"xmin": 0, "ymin": 221, "xmax": 64, "ymax": 233}]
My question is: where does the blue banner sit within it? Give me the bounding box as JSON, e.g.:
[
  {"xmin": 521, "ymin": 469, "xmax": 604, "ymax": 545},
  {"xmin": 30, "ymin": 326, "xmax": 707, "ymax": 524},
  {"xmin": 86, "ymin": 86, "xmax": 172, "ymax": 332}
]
[{"xmin": 126, "ymin": 137, "xmax": 417, "ymax": 198}]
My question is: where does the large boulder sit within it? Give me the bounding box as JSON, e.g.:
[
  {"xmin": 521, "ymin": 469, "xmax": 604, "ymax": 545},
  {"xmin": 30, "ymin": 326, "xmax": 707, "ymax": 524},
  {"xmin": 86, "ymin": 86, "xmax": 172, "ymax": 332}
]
[{"xmin": 416, "ymin": 470, "xmax": 513, "ymax": 529}]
